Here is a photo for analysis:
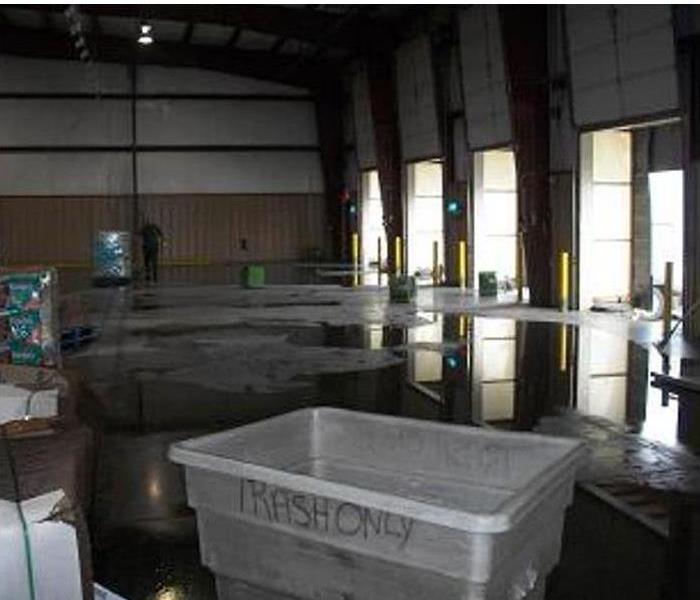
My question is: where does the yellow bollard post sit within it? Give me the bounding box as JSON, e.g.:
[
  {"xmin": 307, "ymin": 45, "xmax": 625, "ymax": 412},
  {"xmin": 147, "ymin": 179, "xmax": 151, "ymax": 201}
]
[
  {"xmin": 458, "ymin": 240, "xmax": 467, "ymax": 292},
  {"xmin": 559, "ymin": 324, "xmax": 568, "ymax": 373},
  {"xmin": 459, "ymin": 314, "xmax": 467, "ymax": 339},
  {"xmin": 559, "ymin": 251, "xmax": 570, "ymax": 312},
  {"xmin": 377, "ymin": 237, "xmax": 382, "ymax": 287},
  {"xmin": 351, "ymin": 232, "xmax": 359, "ymax": 288},
  {"xmin": 395, "ymin": 236, "xmax": 402, "ymax": 276},
  {"xmin": 432, "ymin": 241, "xmax": 439, "ymax": 286},
  {"xmin": 663, "ymin": 261, "xmax": 673, "ymax": 338}
]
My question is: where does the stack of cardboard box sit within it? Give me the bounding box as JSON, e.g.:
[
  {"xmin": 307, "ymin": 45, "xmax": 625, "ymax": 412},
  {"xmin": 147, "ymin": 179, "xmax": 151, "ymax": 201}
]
[{"xmin": 0, "ymin": 267, "xmax": 60, "ymax": 367}]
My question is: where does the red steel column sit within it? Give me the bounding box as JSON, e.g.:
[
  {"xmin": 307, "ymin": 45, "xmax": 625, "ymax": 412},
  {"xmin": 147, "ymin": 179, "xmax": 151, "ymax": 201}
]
[
  {"xmin": 367, "ymin": 51, "xmax": 404, "ymax": 275},
  {"xmin": 677, "ymin": 30, "xmax": 700, "ymax": 339},
  {"xmin": 315, "ymin": 80, "xmax": 346, "ymax": 262},
  {"xmin": 500, "ymin": 6, "xmax": 555, "ymax": 306}
]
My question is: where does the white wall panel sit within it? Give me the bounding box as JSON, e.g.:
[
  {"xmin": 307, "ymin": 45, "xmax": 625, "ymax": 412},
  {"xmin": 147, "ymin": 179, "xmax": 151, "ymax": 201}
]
[
  {"xmin": 0, "ymin": 57, "xmax": 308, "ymax": 96},
  {"xmin": 0, "ymin": 56, "xmax": 129, "ymax": 93},
  {"xmin": 396, "ymin": 36, "xmax": 441, "ymax": 161},
  {"xmin": 352, "ymin": 66, "xmax": 377, "ymax": 169},
  {"xmin": 0, "ymin": 57, "xmax": 324, "ymax": 198},
  {"xmin": 136, "ymin": 100, "xmax": 317, "ymax": 145},
  {"xmin": 458, "ymin": 7, "xmax": 512, "ymax": 150},
  {"xmin": 138, "ymin": 152, "xmax": 323, "ymax": 194},
  {"xmin": 0, "ymin": 153, "xmax": 131, "ymax": 195},
  {"xmin": 136, "ymin": 65, "xmax": 307, "ymax": 96},
  {"xmin": 567, "ymin": 5, "xmax": 678, "ymax": 126},
  {"xmin": 0, "ymin": 99, "xmax": 131, "ymax": 146}
]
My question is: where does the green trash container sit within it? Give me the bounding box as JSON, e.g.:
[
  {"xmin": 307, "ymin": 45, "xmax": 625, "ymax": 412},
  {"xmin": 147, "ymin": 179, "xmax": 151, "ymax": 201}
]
[
  {"xmin": 478, "ymin": 271, "xmax": 498, "ymax": 297},
  {"xmin": 241, "ymin": 265, "xmax": 265, "ymax": 289},
  {"xmin": 389, "ymin": 275, "xmax": 416, "ymax": 303}
]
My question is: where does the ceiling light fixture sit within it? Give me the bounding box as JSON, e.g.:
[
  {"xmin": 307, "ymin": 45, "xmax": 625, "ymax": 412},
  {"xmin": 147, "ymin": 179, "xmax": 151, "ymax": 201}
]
[{"xmin": 138, "ymin": 23, "xmax": 153, "ymax": 45}]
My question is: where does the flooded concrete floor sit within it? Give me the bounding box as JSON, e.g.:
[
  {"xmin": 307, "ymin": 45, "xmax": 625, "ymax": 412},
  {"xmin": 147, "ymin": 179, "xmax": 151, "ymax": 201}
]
[{"xmin": 64, "ymin": 282, "xmax": 700, "ymax": 600}]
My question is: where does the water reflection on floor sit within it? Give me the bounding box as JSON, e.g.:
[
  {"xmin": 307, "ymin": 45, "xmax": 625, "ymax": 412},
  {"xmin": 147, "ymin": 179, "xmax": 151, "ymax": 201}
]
[
  {"xmin": 312, "ymin": 313, "xmax": 695, "ymax": 451},
  {"xmin": 69, "ymin": 288, "xmax": 700, "ymax": 600}
]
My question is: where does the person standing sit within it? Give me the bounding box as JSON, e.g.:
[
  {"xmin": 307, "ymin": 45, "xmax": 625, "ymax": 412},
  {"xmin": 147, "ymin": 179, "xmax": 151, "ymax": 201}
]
[{"xmin": 140, "ymin": 221, "xmax": 163, "ymax": 283}]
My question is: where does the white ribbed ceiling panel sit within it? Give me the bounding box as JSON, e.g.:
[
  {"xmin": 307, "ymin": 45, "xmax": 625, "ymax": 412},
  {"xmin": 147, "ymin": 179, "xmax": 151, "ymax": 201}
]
[
  {"xmin": 458, "ymin": 6, "xmax": 512, "ymax": 150},
  {"xmin": 352, "ymin": 65, "xmax": 377, "ymax": 170},
  {"xmin": 566, "ymin": 5, "xmax": 678, "ymax": 127},
  {"xmin": 396, "ymin": 35, "xmax": 441, "ymax": 161},
  {"xmin": 0, "ymin": 153, "xmax": 132, "ymax": 196}
]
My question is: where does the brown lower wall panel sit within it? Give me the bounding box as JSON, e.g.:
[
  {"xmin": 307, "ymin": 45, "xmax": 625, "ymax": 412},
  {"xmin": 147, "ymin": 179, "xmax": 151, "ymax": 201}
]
[
  {"xmin": 0, "ymin": 196, "xmax": 129, "ymax": 265},
  {"xmin": 0, "ymin": 194, "xmax": 326, "ymax": 265}
]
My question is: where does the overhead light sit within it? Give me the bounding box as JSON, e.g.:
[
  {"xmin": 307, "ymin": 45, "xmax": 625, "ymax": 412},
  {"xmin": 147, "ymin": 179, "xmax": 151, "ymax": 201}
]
[{"xmin": 138, "ymin": 23, "xmax": 153, "ymax": 45}]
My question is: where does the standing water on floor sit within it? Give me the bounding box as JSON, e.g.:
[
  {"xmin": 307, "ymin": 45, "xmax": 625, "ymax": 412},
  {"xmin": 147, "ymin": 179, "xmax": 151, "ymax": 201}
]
[
  {"xmin": 65, "ymin": 292, "xmax": 700, "ymax": 600},
  {"xmin": 307, "ymin": 313, "xmax": 694, "ymax": 449}
]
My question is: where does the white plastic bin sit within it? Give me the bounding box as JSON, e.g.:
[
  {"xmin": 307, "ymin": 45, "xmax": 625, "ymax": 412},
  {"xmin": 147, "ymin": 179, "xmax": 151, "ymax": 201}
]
[{"xmin": 170, "ymin": 408, "xmax": 587, "ymax": 600}]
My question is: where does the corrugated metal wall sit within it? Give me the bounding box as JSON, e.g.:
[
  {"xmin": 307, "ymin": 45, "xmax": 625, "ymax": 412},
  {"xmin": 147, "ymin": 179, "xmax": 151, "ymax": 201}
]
[
  {"xmin": 136, "ymin": 152, "xmax": 322, "ymax": 195},
  {"xmin": 0, "ymin": 194, "xmax": 324, "ymax": 265},
  {"xmin": 458, "ymin": 6, "xmax": 512, "ymax": 150},
  {"xmin": 566, "ymin": 6, "xmax": 678, "ymax": 127},
  {"xmin": 396, "ymin": 35, "xmax": 441, "ymax": 161},
  {"xmin": 0, "ymin": 153, "xmax": 133, "ymax": 196},
  {"xmin": 0, "ymin": 196, "xmax": 128, "ymax": 264},
  {"xmin": 0, "ymin": 56, "xmax": 326, "ymax": 266},
  {"xmin": 135, "ymin": 99, "xmax": 318, "ymax": 146},
  {"xmin": 142, "ymin": 194, "xmax": 325, "ymax": 263}
]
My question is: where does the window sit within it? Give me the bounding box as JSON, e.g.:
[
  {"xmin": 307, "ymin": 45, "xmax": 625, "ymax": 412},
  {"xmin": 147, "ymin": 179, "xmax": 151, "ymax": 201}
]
[
  {"xmin": 472, "ymin": 318, "xmax": 516, "ymax": 422},
  {"xmin": 579, "ymin": 129, "xmax": 632, "ymax": 308},
  {"xmin": 361, "ymin": 170, "xmax": 387, "ymax": 284},
  {"xmin": 408, "ymin": 313, "xmax": 443, "ymax": 383},
  {"xmin": 649, "ymin": 170, "xmax": 683, "ymax": 292},
  {"xmin": 474, "ymin": 149, "xmax": 518, "ymax": 288},
  {"xmin": 407, "ymin": 160, "xmax": 444, "ymax": 281}
]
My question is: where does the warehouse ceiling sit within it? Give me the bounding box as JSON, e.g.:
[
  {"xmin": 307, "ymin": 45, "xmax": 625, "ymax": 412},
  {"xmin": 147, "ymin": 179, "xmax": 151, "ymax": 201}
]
[{"xmin": 0, "ymin": 5, "xmax": 439, "ymax": 88}]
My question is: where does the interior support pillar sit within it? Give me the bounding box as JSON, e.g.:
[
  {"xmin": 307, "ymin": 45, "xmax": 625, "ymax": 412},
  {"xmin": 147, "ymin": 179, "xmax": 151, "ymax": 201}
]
[
  {"xmin": 315, "ymin": 80, "xmax": 345, "ymax": 262},
  {"xmin": 677, "ymin": 32, "xmax": 700, "ymax": 339},
  {"xmin": 501, "ymin": 6, "xmax": 554, "ymax": 306},
  {"xmin": 547, "ymin": 6, "xmax": 578, "ymax": 308},
  {"xmin": 436, "ymin": 38, "xmax": 469, "ymax": 287},
  {"xmin": 367, "ymin": 51, "xmax": 404, "ymax": 275}
]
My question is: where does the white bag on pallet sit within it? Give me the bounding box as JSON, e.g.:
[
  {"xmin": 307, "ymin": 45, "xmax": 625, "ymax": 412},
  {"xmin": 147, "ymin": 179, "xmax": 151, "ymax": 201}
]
[
  {"xmin": 0, "ymin": 384, "xmax": 58, "ymax": 425},
  {"xmin": 0, "ymin": 490, "xmax": 83, "ymax": 600}
]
